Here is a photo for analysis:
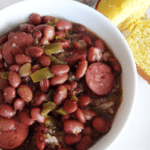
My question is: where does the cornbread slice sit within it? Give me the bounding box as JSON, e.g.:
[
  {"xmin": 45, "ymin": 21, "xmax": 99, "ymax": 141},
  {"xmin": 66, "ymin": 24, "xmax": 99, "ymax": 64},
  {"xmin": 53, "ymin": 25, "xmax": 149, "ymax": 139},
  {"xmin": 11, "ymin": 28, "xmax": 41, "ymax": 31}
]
[
  {"xmin": 96, "ymin": 0, "xmax": 150, "ymax": 31},
  {"xmin": 126, "ymin": 19, "xmax": 150, "ymax": 83}
]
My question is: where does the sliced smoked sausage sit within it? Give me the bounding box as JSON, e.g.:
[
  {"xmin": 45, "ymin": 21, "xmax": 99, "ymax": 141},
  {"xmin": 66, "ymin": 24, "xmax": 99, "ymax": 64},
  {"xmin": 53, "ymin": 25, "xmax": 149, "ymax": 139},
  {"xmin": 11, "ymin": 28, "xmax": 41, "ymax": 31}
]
[{"xmin": 85, "ymin": 62, "xmax": 114, "ymax": 95}]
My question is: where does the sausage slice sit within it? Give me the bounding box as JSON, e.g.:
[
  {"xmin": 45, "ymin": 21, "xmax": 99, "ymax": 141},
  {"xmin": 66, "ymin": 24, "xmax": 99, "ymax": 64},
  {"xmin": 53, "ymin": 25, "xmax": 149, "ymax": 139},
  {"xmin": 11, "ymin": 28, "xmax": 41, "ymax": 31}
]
[{"xmin": 85, "ymin": 62, "xmax": 114, "ymax": 95}]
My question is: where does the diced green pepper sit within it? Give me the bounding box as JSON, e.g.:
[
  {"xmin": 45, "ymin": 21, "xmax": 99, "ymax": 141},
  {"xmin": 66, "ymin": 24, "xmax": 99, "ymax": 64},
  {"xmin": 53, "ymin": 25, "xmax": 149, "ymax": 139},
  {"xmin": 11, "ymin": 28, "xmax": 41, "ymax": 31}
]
[
  {"xmin": 45, "ymin": 116, "xmax": 57, "ymax": 131},
  {"xmin": 70, "ymin": 93, "xmax": 78, "ymax": 102},
  {"xmin": 30, "ymin": 67, "xmax": 54, "ymax": 83},
  {"xmin": 65, "ymin": 30, "xmax": 70, "ymax": 37},
  {"xmin": 44, "ymin": 43, "xmax": 63, "ymax": 56},
  {"xmin": 0, "ymin": 71, "xmax": 9, "ymax": 80},
  {"xmin": 55, "ymin": 107, "xmax": 67, "ymax": 116},
  {"xmin": 49, "ymin": 55, "xmax": 67, "ymax": 65},
  {"xmin": 55, "ymin": 36, "xmax": 65, "ymax": 41},
  {"xmin": 41, "ymin": 101, "xmax": 57, "ymax": 117},
  {"xmin": 47, "ymin": 20, "xmax": 54, "ymax": 26},
  {"xmin": 54, "ymin": 18, "xmax": 59, "ymax": 23}
]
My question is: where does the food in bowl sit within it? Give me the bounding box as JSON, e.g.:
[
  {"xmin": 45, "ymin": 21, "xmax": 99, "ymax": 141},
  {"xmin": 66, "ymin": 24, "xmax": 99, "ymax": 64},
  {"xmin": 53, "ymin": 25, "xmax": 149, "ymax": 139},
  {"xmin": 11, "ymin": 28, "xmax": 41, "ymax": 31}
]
[{"xmin": 0, "ymin": 13, "xmax": 122, "ymax": 150}]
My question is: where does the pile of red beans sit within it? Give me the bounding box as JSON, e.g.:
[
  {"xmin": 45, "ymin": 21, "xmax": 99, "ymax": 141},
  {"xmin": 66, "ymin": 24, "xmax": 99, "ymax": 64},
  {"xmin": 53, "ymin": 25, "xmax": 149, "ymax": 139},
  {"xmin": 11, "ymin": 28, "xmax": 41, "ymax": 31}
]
[{"xmin": 0, "ymin": 13, "xmax": 122, "ymax": 150}]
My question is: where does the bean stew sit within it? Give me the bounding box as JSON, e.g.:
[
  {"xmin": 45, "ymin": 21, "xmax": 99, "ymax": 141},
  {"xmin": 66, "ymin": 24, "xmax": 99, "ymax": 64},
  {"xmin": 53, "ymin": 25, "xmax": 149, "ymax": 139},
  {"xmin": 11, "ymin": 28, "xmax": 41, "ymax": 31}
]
[{"xmin": 0, "ymin": 13, "xmax": 122, "ymax": 150}]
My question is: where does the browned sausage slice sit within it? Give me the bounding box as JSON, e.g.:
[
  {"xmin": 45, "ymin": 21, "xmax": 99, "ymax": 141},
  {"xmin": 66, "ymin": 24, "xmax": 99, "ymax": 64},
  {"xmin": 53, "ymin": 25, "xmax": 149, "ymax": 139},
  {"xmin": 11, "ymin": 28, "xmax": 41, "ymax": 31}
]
[
  {"xmin": 0, "ymin": 117, "xmax": 29, "ymax": 149},
  {"xmin": 85, "ymin": 62, "xmax": 114, "ymax": 95},
  {"xmin": 2, "ymin": 32, "xmax": 34, "ymax": 64}
]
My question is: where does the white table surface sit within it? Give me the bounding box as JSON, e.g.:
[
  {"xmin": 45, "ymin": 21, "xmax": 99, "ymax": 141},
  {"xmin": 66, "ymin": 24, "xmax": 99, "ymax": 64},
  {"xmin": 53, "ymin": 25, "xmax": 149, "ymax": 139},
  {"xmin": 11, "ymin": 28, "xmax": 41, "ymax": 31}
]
[{"xmin": 0, "ymin": 0, "xmax": 150, "ymax": 150}]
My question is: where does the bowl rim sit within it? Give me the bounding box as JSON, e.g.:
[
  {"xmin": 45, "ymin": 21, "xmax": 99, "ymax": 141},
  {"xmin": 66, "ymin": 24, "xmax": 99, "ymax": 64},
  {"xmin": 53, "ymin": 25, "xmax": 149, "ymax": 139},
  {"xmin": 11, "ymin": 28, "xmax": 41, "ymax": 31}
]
[{"xmin": 0, "ymin": 0, "xmax": 138, "ymax": 149}]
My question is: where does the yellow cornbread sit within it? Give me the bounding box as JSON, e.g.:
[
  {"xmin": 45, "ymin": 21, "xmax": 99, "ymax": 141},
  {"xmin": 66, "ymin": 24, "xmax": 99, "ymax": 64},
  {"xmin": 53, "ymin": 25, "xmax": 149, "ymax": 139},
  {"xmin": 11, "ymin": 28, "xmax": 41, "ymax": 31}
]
[
  {"xmin": 96, "ymin": 0, "xmax": 150, "ymax": 31},
  {"xmin": 126, "ymin": 19, "xmax": 150, "ymax": 78}
]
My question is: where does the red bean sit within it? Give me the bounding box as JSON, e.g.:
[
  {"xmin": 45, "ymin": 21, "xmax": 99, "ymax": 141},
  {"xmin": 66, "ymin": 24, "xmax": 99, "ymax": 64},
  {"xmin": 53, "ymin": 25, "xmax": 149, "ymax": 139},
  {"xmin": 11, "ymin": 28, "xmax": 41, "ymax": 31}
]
[
  {"xmin": 82, "ymin": 109, "xmax": 97, "ymax": 121},
  {"xmin": 63, "ymin": 100, "xmax": 77, "ymax": 113},
  {"xmin": 75, "ymin": 60, "xmax": 88, "ymax": 79},
  {"xmin": 63, "ymin": 84, "xmax": 71, "ymax": 91},
  {"xmin": 9, "ymin": 64, "xmax": 20, "ymax": 72},
  {"xmin": 0, "ymin": 117, "xmax": 16, "ymax": 131},
  {"xmin": 50, "ymin": 65, "xmax": 70, "ymax": 76},
  {"xmin": 53, "ymin": 85, "xmax": 67, "ymax": 105},
  {"xmin": 14, "ymin": 98, "xmax": 25, "ymax": 110},
  {"xmin": 94, "ymin": 39, "xmax": 105, "ymax": 53},
  {"xmin": 43, "ymin": 26, "xmax": 55, "ymax": 41},
  {"xmin": 40, "ymin": 37, "xmax": 50, "ymax": 46},
  {"xmin": 64, "ymin": 133, "xmax": 82, "ymax": 145},
  {"xmin": 73, "ymin": 40, "xmax": 87, "ymax": 49},
  {"xmin": 82, "ymin": 126, "xmax": 92, "ymax": 135},
  {"xmin": 9, "ymin": 71, "xmax": 21, "ymax": 88},
  {"xmin": 74, "ymin": 24, "xmax": 86, "ymax": 33},
  {"xmin": 25, "ymin": 46, "xmax": 44, "ymax": 58},
  {"xmin": 20, "ymin": 24, "xmax": 35, "ymax": 33},
  {"xmin": 34, "ymin": 24, "xmax": 47, "ymax": 33},
  {"xmin": 82, "ymin": 126, "xmax": 99, "ymax": 138},
  {"xmin": 63, "ymin": 119, "xmax": 84, "ymax": 135},
  {"xmin": 87, "ymin": 47, "xmax": 102, "ymax": 62},
  {"xmin": 0, "ymin": 49, "xmax": 3, "ymax": 62},
  {"xmin": 21, "ymin": 76, "xmax": 31, "ymax": 84},
  {"xmin": 0, "ymin": 103, "xmax": 16, "ymax": 118},
  {"xmin": 76, "ymin": 135, "xmax": 92, "ymax": 150},
  {"xmin": 78, "ymin": 95, "xmax": 91, "ymax": 107},
  {"xmin": 69, "ymin": 88, "xmax": 84, "ymax": 96},
  {"xmin": 15, "ymin": 54, "xmax": 32, "ymax": 65},
  {"xmin": 31, "ymin": 91, "xmax": 46, "ymax": 107},
  {"xmin": 108, "ymin": 57, "xmax": 121, "ymax": 73},
  {"xmin": 40, "ymin": 79, "xmax": 50, "ymax": 93},
  {"xmin": 43, "ymin": 16, "xmax": 54, "ymax": 23},
  {"xmin": 4, "ymin": 86, "xmax": 16, "ymax": 103},
  {"xmin": 75, "ymin": 108, "xmax": 86, "ymax": 123},
  {"xmin": 34, "ymin": 123, "xmax": 49, "ymax": 133},
  {"xmin": 92, "ymin": 116, "xmax": 110, "ymax": 134},
  {"xmin": 17, "ymin": 84, "xmax": 33, "ymax": 102},
  {"xmin": 32, "ymin": 29, "xmax": 42, "ymax": 39},
  {"xmin": 56, "ymin": 20, "xmax": 72, "ymax": 31},
  {"xmin": 60, "ymin": 40, "xmax": 70, "ymax": 49},
  {"xmin": 55, "ymin": 31, "xmax": 66, "ymax": 38},
  {"xmin": 62, "ymin": 114, "xmax": 70, "ymax": 122},
  {"xmin": 82, "ymin": 36, "xmax": 92, "ymax": 46},
  {"xmin": 32, "ymin": 64, "xmax": 41, "ymax": 73},
  {"xmin": 35, "ymin": 131, "xmax": 45, "ymax": 150},
  {"xmin": 50, "ymin": 73, "xmax": 68, "ymax": 86},
  {"xmin": 18, "ymin": 109, "xmax": 34, "ymax": 126},
  {"xmin": 68, "ymin": 81, "xmax": 77, "ymax": 90},
  {"xmin": 38, "ymin": 55, "xmax": 51, "ymax": 67},
  {"xmin": 31, "ymin": 107, "xmax": 46, "ymax": 123},
  {"xmin": 29, "ymin": 13, "xmax": 42, "ymax": 25}
]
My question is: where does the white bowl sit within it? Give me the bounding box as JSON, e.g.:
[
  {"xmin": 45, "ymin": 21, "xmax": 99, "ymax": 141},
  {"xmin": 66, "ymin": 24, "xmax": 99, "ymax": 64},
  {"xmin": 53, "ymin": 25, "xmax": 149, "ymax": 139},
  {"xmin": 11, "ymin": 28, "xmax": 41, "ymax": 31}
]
[{"xmin": 0, "ymin": 0, "xmax": 137, "ymax": 149}]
